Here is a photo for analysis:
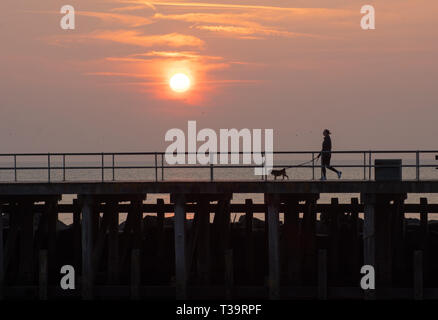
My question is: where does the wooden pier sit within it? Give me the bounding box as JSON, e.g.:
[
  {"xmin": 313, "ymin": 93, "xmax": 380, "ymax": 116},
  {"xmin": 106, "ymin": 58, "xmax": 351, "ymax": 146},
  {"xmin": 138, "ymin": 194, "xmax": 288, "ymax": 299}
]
[{"xmin": 1, "ymin": 180, "xmax": 438, "ymax": 300}]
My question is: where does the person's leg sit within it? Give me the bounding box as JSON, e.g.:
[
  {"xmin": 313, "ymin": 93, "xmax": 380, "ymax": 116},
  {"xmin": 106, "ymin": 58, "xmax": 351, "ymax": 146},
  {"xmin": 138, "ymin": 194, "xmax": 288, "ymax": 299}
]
[
  {"xmin": 323, "ymin": 155, "xmax": 341, "ymax": 178},
  {"xmin": 327, "ymin": 166, "xmax": 340, "ymax": 174},
  {"xmin": 321, "ymin": 164, "xmax": 327, "ymax": 179}
]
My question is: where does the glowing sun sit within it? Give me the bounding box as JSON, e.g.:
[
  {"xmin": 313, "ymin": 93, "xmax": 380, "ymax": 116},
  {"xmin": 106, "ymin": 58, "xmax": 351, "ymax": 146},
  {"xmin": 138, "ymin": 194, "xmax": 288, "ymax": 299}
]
[{"xmin": 169, "ymin": 73, "xmax": 191, "ymax": 93}]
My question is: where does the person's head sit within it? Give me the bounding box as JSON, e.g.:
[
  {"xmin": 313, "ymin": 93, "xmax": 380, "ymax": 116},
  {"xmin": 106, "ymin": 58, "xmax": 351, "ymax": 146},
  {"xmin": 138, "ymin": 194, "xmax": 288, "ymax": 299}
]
[{"xmin": 323, "ymin": 129, "xmax": 331, "ymax": 137}]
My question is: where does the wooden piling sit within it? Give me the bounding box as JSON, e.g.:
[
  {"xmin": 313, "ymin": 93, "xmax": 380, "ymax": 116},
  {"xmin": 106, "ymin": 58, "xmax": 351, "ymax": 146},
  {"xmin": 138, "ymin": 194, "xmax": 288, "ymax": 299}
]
[
  {"xmin": 318, "ymin": 249, "xmax": 327, "ymax": 300},
  {"xmin": 284, "ymin": 199, "xmax": 299, "ymax": 284},
  {"xmin": 420, "ymin": 198, "xmax": 428, "ymax": 243},
  {"xmin": 245, "ymin": 199, "xmax": 254, "ymax": 284},
  {"xmin": 39, "ymin": 250, "xmax": 48, "ymax": 300},
  {"xmin": 392, "ymin": 194, "xmax": 407, "ymax": 284},
  {"xmin": 107, "ymin": 200, "xmax": 119, "ymax": 284},
  {"xmin": 18, "ymin": 200, "xmax": 34, "ymax": 284},
  {"xmin": 131, "ymin": 199, "xmax": 143, "ymax": 250},
  {"xmin": 351, "ymin": 198, "xmax": 360, "ymax": 238},
  {"xmin": 224, "ymin": 249, "xmax": 234, "ymax": 299},
  {"xmin": 172, "ymin": 194, "xmax": 187, "ymax": 300},
  {"xmin": 302, "ymin": 197, "xmax": 318, "ymax": 282},
  {"xmin": 197, "ymin": 198, "xmax": 211, "ymax": 284},
  {"xmin": 328, "ymin": 198, "xmax": 340, "ymax": 279},
  {"xmin": 131, "ymin": 248, "xmax": 141, "ymax": 300},
  {"xmin": 156, "ymin": 199, "xmax": 165, "ymax": 272},
  {"xmin": 72, "ymin": 199, "xmax": 81, "ymax": 274},
  {"xmin": 266, "ymin": 194, "xmax": 280, "ymax": 300},
  {"xmin": 361, "ymin": 193, "xmax": 376, "ymax": 300},
  {"xmin": 211, "ymin": 195, "xmax": 231, "ymax": 285},
  {"xmin": 350, "ymin": 198, "xmax": 361, "ymax": 278},
  {"xmin": 414, "ymin": 250, "xmax": 423, "ymax": 300},
  {"xmin": 81, "ymin": 195, "xmax": 94, "ymax": 300},
  {"xmin": 47, "ymin": 199, "xmax": 58, "ymax": 282},
  {"xmin": 4, "ymin": 202, "xmax": 19, "ymax": 279},
  {"xmin": 92, "ymin": 207, "xmax": 111, "ymax": 278}
]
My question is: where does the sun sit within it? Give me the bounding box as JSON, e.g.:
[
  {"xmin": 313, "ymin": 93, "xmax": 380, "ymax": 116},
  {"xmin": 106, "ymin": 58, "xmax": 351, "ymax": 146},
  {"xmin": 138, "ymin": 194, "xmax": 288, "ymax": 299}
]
[{"xmin": 169, "ymin": 73, "xmax": 191, "ymax": 93}]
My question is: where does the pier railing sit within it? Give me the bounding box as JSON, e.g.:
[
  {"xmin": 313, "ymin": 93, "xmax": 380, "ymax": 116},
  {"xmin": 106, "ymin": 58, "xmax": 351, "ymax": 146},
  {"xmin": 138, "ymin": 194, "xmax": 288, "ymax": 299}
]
[{"xmin": 0, "ymin": 150, "xmax": 437, "ymax": 182}]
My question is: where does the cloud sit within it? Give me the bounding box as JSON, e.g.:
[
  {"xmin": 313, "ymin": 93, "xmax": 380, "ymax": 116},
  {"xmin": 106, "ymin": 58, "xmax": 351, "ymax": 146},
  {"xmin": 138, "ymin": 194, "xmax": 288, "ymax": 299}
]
[
  {"xmin": 79, "ymin": 30, "xmax": 205, "ymax": 48},
  {"xmin": 77, "ymin": 11, "xmax": 153, "ymax": 27},
  {"xmin": 126, "ymin": 1, "xmax": 341, "ymax": 13},
  {"xmin": 193, "ymin": 25, "xmax": 316, "ymax": 38},
  {"xmin": 152, "ymin": 11, "xmax": 327, "ymax": 39},
  {"xmin": 110, "ymin": 4, "xmax": 157, "ymax": 12},
  {"xmin": 111, "ymin": 51, "xmax": 223, "ymax": 61}
]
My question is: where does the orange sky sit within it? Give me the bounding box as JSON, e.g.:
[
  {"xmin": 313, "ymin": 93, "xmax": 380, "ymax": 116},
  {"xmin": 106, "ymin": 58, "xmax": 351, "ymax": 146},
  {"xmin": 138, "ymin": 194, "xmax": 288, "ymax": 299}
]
[{"xmin": 0, "ymin": 0, "xmax": 437, "ymax": 152}]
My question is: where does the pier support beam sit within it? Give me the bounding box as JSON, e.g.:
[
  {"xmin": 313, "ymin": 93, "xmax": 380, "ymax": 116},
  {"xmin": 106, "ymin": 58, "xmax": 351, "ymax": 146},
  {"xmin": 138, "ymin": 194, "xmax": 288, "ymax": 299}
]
[
  {"xmin": 361, "ymin": 193, "xmax": 376, "ymax": 299},
  {"xmin": 301, "ymin": 196, "xmax": 318, "ymax": 283},
  {"xmin": 414, "ymin": 250, "xmax": 423, "ymax": 300},
  {"xmin": 172, "ymin": 194, "xmax": 187, "ymax": 300},
  {"xmin": 18, "ymin": 200, "xmax": 34, "ymax": 284},
  {"xmin": 211, "ymin": 194, "xmax": 232, "ymax": 286},
  {"xmin": 73, "ymin": 199, "xmax": 81, "ymax": 276},
  {"xmin": 107, "ymin": 200, "xmax": 119, "ymax": 284},
  {"xmin": 245, "ymin": 199, "xmax": 255, "ymax": 284},
  {"xmin": 38, "ymin": 250, "xmax": 48, "ymax": 300},
  {"xmin": 318, "ymin": 249, "xmax": 328, "ymax": 300},
  {"xmin": 280, "ymin": 194, "xmax": 319, "ymax": 286},
  {"xmin": 80, "ymin": 195, "xmax": 94, "ymax": 300},
  {"xmin": 46, "ymin": 198, "xmax": 58, "ymax": 284},
  {"xmin": 265, "ymin": 193, "xmax": 280, "ymax": 300},
  {"xmin": 156, "ymin": 199, "xmax": 165, "ymax": 277},
  {"xmin": 197, "ymin": 198, "xmax": 211, "ymax": 284}
]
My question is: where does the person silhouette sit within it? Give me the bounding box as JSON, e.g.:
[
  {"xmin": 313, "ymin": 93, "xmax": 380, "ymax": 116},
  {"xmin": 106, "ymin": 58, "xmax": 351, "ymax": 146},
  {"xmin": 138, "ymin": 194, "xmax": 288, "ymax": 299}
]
[{"xmin": 317, "ymin": 129, "xmax": 342, "ymax": 181}]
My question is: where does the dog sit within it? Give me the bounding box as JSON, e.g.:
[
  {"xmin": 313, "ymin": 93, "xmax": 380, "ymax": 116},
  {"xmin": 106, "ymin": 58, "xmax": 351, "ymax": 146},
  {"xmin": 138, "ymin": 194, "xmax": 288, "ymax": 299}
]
[{"xmin": 270, "ymin": 168, "xmax": 289, "ymax": 180}]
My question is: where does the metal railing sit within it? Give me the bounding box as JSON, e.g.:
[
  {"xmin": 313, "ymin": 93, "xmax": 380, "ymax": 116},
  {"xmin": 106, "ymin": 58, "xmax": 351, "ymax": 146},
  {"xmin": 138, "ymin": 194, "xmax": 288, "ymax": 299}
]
[{"xmin": 0, "ymin": 150, "xmax": 437, "ymax": 182}]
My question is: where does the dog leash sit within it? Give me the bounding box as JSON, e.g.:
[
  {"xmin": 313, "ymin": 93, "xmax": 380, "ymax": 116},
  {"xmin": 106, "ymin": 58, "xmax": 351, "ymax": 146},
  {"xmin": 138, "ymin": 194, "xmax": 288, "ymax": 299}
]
[{"xmin": 283, "ymin": 156, "xmax": 319, "ymax": 169}]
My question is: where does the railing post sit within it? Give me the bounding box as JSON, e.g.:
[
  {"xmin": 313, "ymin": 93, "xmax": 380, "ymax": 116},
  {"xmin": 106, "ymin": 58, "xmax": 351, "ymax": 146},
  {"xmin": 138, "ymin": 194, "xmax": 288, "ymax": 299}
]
[
  {"xmin": 312, "ymin": 152, "xmax": 315, "ymax": 180},
  {"xmin": 48, "ymin": 153, "xmax": 51, "ymax": 182},
  {"xmin": 416, "ymin": 151, "xmax": 420, "ymax": 181},
  {"xmin": 161, "ymin": 153, "xmax": 164, "ymax": 181},
  {"xmin": 63, "ymin": 154, "xmax": 66, "ymax": 181},
  {"xmin": 368, "ymin": 151, "xmax": 372, "ymax": 180},
  {"xmin": 155, "ymin": 153, "xmax": 158, "ymax": 182},
  {"xmin": 101, "ymin": 153, "xmax": 104, "ymax": 182},
  {"xmin": 14, "ymin": 155, "xmax": 17, "ymax": 182},
  {"xmin": 112, "ymin": 153, "xmax": 115, "ymax": 181},
  {"xmin": 210, "ymin": 152, "xmax": 214, "ymax": 181},
  {"xmin": 363, "ymin": 152, "xmax": 366, "ymax": 180}
]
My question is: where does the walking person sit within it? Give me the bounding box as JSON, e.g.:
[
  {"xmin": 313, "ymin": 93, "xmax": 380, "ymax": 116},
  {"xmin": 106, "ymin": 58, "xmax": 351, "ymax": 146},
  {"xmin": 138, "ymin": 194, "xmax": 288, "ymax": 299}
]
[{"xmin": 317, "ymin": 129, "xmax": 342, "ymax": 180}]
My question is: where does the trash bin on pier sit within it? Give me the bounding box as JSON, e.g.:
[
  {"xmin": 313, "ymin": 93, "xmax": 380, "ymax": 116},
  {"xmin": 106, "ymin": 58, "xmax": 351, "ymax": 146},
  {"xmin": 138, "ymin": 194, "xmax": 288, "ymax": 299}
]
[{"xmin": 374, "ymin": 159, "xmax": 402, "ymax": 181}]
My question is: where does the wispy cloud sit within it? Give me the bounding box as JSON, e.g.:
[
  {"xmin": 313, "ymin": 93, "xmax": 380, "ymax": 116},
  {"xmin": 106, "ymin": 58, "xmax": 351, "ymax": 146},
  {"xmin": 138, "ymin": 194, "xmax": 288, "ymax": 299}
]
[
  {"xmin": 77, "ymin": 11, "xmax": 153, "ymax": 27},
  {"xmin": 125, "ymin": 1, "xmax": 339, "ymax": 13},
  {"xmin": 193, "ymin": 25, "xmax": 317, "ymax": 38},
  {"xmin": 152, "ymin": 11, "xmax": 327, "ymax": 39},
  {"xmin": 110, "ymin": 4, "xmax": 157, "ymax": 12},
  {"xmin": 108, "ymin": 51, "xmax": 223, "ymax": 61},
  {"xmin": 78, "ymin": 30, "xmax": 205, "ymax": 48}
]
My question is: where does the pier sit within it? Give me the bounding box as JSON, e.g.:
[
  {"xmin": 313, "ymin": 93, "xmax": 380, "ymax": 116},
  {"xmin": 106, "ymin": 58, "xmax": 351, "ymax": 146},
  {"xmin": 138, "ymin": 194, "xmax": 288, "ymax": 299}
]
[{"xmin": 1, "ymin": 151, "xmax": 438, "ymax": 300}]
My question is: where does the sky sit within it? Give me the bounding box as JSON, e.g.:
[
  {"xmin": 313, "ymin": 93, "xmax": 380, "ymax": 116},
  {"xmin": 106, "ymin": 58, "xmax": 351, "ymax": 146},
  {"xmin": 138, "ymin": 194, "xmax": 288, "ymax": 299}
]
[{"xmin": 0, "ymin": 0, "xmax": 437, "ymax": 153}]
